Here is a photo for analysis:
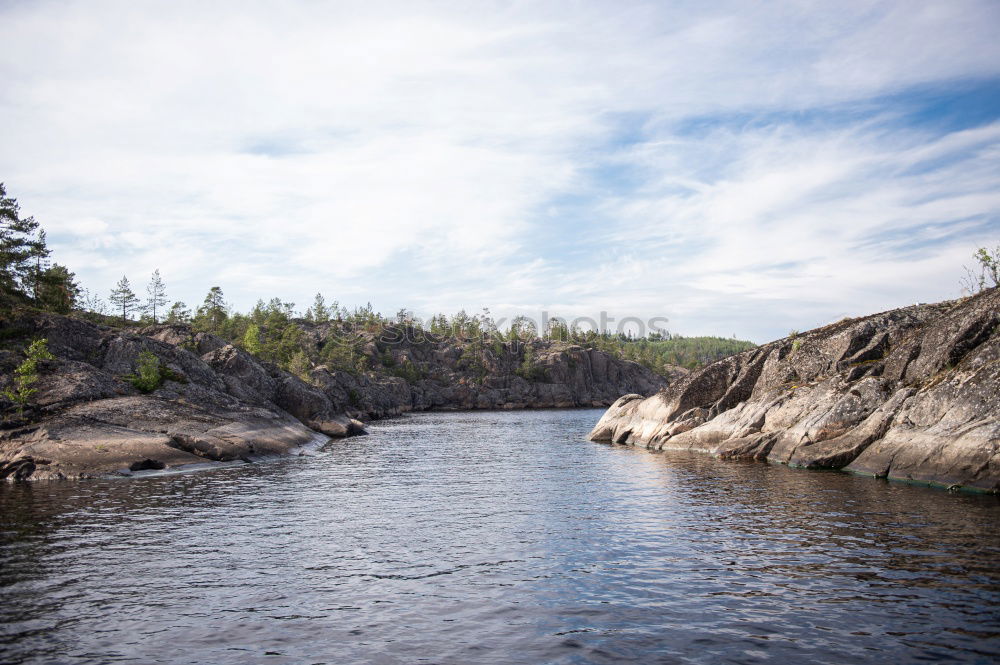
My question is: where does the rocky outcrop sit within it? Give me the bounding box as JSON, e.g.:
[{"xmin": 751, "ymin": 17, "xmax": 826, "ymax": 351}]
[
  {"xmin": 144, "ymin": 321, "xmax": 679, "ymax": 420},
  {"xmin": 1, "ymin": 311, "xmax": 678, "ymax": 480},
  {"xmin": 589, "ymin": 289, "xmax": 1000, "ymax": 492},
  {"xmin": 290, "ymin": 324, "xmax": 680, "ymax": 419},
  {"xmin": 0, "ymin": 313, "xmax": 363, "ymax": 480}
]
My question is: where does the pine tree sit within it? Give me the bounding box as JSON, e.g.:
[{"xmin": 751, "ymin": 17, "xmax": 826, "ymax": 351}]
[
  {"xmin": 0, "ymin": 183, "xmax": 42, "ymax": 304},
  {"xmin": 30, "ymin": 229, "xmax": 51, "ymax": 303},
  {"xmin": 108, "ymin": 276, "xmax": 140, "ymax": 325},
  {"xmin": 195, "ymin": 286, "xmax": 228, "ymax": 332},
  {"xmin": 165, "ymin": 301, "xmax": 191, "ymax": 324},
  {"xmin": 37, "ymin": 264, "xmax": 80, "ymax": 313},
  {"xmin": 312, "ymin": 293, "xmax": 330, "ymax": 323},
  {"xmin": 146, "ymin": 269, "xmax": 168, "ymax": 323}
]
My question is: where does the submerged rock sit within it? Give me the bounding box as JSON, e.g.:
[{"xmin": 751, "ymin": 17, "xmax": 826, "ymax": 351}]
[{"xmin": 589, "ymin": 289, "xmax": 1000, "ymax": 492}]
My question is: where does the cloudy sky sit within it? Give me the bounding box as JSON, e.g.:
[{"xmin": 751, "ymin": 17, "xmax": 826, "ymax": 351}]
[{"xmin": 2, "ymin": 0, "xmax": 998, "ymax": 342}]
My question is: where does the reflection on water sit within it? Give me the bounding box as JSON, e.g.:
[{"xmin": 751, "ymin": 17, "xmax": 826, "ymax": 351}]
[{"xmin": 1, "ymin": 409, "xmax": 998, "ymax": 664}]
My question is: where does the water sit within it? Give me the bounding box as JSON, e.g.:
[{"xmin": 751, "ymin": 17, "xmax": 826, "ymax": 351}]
[{"xmin": 1, "ymin": 409, "xmax": 998, "ymax": 665}]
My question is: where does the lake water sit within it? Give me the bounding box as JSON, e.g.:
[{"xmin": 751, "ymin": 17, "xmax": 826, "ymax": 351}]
[{"xmin": 1, "ymin": 409, "xmax": 998, "ymax": 664}]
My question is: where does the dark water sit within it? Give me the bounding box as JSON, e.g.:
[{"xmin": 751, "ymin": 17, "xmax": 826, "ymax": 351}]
[{"xmin": 1, "ymin": 409, "xmax": 999, "ymax": 665}]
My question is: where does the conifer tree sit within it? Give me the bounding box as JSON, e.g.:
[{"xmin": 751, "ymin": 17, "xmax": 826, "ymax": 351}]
[
  {"xmin": 37, "ymin": 264, "xmax": 80, "ymax": 313},
  {"xmin": 165, "ymin": 301, "xmax": 191, "ymax": 323},
  {"xmin": 0, "ymin": 183, "xmax": 42, "ymax": 304},
  {"xmin": 196, "ymin": 286, "xmax": 228, "ymax": 331},
  {"xmin": 146, "ymin": 269, "xmax": 168, "ymax": 323},
  {"xmin": 30, "ymin": 229, "xmax": 51, "ymax": 303},
  {"xmin": 312, "ymin": 293, "xmax": 330, "ymax": 323},
  {"xmin": 109, "ymin": 276, "xmax": 140, "ymax": 325}
]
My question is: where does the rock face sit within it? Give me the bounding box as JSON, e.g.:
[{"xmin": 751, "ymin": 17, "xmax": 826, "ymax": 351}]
[
  {"xmin": 146, "ymin": 321, "xmax": 678, "ymax": 421},
  {"xmin": 287, "ymin": 325, "xmax": 679, "ymax": 419},
  {"xmin": 0, "ymin": 314, "xmax": 364, "ymax": 480},
  {"xmin": 1, "ymin": 312, "xmax": 679, "ymax": 480},
  {"xmin": 589, "ymin": 289, "xmax": 1000, "ymax": 492}
]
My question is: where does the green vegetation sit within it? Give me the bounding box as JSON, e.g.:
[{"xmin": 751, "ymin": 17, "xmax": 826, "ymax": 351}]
[
  {"xmin": 166, "ymin": 301, "xmax": 191, "ymax": 324},
  {"xmin": 613, "ymin": 335, "xmax": 757, "ymax": 372},
  {"xmin": 85, "ymin": 284, "xmax": 757, "ymax": 382},
  {"xmin": 515, "ymin": 347, "xmax": 547, "ymax": 381},
  {"xmin": 2, "ymin": 338, "xmax": 55, "ymax": 415},
  {"xmin": 0, "ymin": 183, "xmax": 756, "ymax": 386},
  {"xmin": 242, "ymin": 323, "xmax": 262, "ymax": 355},
  {"xmin": 288, "ymin": 350, "xmax": 312, "ymax": 382},
  {"xmin": 388, "ymin": 358, "xmax": 425, "ymax": 384},
  {"xmin": 126, "ymin": 350, "xmax": 164, "ymax": 393},
  {"xmin": 961, "ymin": 245, "xmax": 999, "ymax": 294},
  {"xmin": 789, "ymin": 330, "xmax": 802, "ymax": 354},
  {"xmin": 109, "ymin": 276, "xmax": 141, "ymax": 325},
  {"xmin": 146, "ymin": 269, "xmax": 168, "ymax": 323},
  {"xmin": 124, "ymin": 350, "xmax": 185, "ymax": 393},
  {"xmin": 1, "ymin": 183, "xmax": 79, "ymax": 312}
]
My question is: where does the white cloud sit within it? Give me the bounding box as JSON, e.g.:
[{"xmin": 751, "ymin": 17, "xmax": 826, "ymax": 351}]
[{"xmin": 1, "ymin": 1, "xmax": 998, "ymax": 341}]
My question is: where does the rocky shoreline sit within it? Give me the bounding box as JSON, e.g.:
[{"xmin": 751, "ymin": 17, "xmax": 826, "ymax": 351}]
[
  {"xmin": 589, "ymin": 288, "xmax": 1000, "ymax": 493},
  {"xmin": 0, "ymin": 313, "xmax": 367, "ymax": 480},
  {"xmin": 1, "ymin": 312, "xmax": 672, "ymax": 480}
]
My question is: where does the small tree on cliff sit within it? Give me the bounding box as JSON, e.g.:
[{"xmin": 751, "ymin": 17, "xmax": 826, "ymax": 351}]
[
  {"xmin": 109, "ymin": 276, "xmax": 140, "ymax": 325},
  {"xmin": 30, "ymin": 229, "xmax": 51, "ymax": 302},
  {"xmin": 310, "ymin": 293, "xmax": 330, "ymax": 323},
  {"xmin": 961, "ymin": 245, "xmax": 999, "ymax": 294},
  {"xmin": 195, "ymin": 286, "xmax": 228, "ymax": 332},
  {"xmin": 146, "ymin": 269, "xmax": 168, "ymax": 323},
  {"xmin": 165, "ymin": 301, "xmax": 191, "ymax": 323},
  {"xmin": 36, "ymin": 263, "xmax": 80, "ymax": 313},
  {"xmin": 2, "ymin": 339, "xmax": 56, "ymax": 416}
]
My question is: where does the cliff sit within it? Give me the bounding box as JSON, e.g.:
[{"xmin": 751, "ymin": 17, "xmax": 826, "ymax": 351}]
[
  {"xmin": 589, "ymin": 288, "xmax": 1000, "ymax": 492},
  {"xmin": 147, "ymin": 321, "xmax": 680, "ymax": 420}
]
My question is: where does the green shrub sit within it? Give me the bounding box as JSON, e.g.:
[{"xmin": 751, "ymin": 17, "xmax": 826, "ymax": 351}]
[
  {"xmin": 389, "ymin": 359, "xmax": 425, "ymax": 384},
  {"xmin": 288, "ymin": 350, "xmax": 312, "ymax": 382},
  {"xmin": 126, "ymin": 350, "xmax": 163, "ymax": 393},
  {"xmin": 242, "ymin": 323, "xmax": 262, "ymax": 355},
  {"xmin": 2, "ymin": 338, "xmax": 55, "ymax": 415},
  {"xmin": 515, "ymin": 346, "xmax": 547, "ymax": 382}
]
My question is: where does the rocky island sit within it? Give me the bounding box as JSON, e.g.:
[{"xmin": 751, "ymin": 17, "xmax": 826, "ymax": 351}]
[{"xmin": 589, "ymin": 288, "xmax": 1000, "ymax": 492}]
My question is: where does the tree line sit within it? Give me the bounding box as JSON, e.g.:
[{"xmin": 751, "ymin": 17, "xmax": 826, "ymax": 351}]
[
  {"xmin": 0, "ymin": 179, "xmax": 758, "ymax": 380},
  {"xmin": 10, "ymin": 180, "xmax": 996, "ymax": 383}
]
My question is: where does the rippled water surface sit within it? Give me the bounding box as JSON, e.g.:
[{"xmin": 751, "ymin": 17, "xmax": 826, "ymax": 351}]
[{"xmin": 2, "ymin": 409, "xmax": 999, "ymax": 664}]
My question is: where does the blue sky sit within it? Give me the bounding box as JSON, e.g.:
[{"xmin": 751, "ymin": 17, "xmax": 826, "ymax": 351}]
[{"xmin": 2, "ymin": 0, "xmax": 999, "ymax": 342}]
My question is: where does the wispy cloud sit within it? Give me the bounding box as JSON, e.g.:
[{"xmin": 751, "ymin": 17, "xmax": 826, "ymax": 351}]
[{"xmin": 2, "ymin": 0, "xmax": 998, "ymax": 341}]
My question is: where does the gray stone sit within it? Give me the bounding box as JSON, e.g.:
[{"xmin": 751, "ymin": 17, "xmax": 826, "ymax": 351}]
[{"xmin": 589, "ymin": 288, "xmax": 1000, "ymax": 492}]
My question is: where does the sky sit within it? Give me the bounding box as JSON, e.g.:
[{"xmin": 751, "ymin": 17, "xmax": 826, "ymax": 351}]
[{"xmin": 2, "ymin": 0, "xmax": 999, "ymax": 343}]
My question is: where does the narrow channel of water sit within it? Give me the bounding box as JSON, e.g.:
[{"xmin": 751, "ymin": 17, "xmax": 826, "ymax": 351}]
[{"xmin": 1, "ymin": 409, "xmax": 998, "ymax": 664}]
